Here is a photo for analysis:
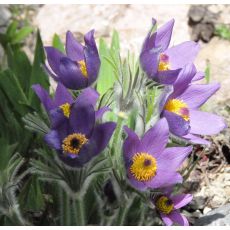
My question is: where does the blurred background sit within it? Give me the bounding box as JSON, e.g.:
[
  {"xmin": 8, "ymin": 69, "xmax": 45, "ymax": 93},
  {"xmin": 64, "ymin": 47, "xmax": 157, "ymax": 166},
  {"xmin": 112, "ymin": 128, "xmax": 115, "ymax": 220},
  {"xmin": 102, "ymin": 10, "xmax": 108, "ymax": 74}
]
[{"xmin": 0, "ymin": 4, "xmax": 229, "ymax": 225}]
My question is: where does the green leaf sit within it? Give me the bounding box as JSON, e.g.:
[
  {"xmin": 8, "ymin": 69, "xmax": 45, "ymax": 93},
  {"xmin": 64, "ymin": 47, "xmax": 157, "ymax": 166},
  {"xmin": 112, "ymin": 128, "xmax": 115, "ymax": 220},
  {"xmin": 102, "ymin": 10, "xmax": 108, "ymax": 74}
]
[
  {"xmin": 6, "ymin": 21, "xmax": 18, "ymax": 38},
  {"xmin": 6, "ymin": 45, "xmax": 32, "ymax": 95},
  {"xmin": 22, "ymin": 112, "xmax": 50, "ymax": 135},
  {"xmin": 52, "ymin": 33, "xmax": 65, "ymax": 53},
  {"xmin": 29, "ymin": 30, "xmax": 50, "ymax": 108},
  {"xmin": 0, "ymin": 70, "xmax": 29, "ymax": 115},
  {"xmin": 205, "ymin": 60, "xmax": 211, "ymax": 84},
  {"xmin": 0, "ymin": 138, "xmax": 17, "ymax": 171},
  {"xmin": 19, "ymin": 175, "xmax": 45, "ymax": 212},
  {"xmin": 11, "ymin": 26, "xmax": 34, "ymax": 44},
  {"xmin": 111, "ymin": 30, "xmax": 120, "ymax": 51},
  {"xmin": 96, "ymin": 38, "xmax": 117, "ymax": 97}
]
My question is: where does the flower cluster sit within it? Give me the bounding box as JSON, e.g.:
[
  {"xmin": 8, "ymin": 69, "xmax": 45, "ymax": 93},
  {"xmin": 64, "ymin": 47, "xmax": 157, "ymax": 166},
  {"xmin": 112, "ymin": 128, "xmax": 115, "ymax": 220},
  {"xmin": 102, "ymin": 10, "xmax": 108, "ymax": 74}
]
[{"xmin": 33, "ymin": 19, "xmax": 226, "ymax": 226}]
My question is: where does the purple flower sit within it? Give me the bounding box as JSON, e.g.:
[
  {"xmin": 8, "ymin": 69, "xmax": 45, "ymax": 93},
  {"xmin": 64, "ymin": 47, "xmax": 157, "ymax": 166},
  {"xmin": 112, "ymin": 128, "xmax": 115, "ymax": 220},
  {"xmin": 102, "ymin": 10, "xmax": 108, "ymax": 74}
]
[
  {"xmin": 140, "ymin": 18, "xmax": 200, "ymax": 84},
  {"xmin": 44, "ymin": 98, "xmax": 116, "ymax": 167},
  {"xmin": 44, "ymin": 30, "xmax": 100, "ymax": 90},
  {"xmin": 159, "ymin": 63, "xmax": 227, "ymax": 145},
  {"xmin": 153, "ymin": 189, "xmax": 193, "ymax": 226},
  {"xmin": 123, "ymin": 118, "xmax": 192, "ymax": 190},
  {"xmin": 32, "ymin": 83, "xmax": 109, "ymax": 128}
]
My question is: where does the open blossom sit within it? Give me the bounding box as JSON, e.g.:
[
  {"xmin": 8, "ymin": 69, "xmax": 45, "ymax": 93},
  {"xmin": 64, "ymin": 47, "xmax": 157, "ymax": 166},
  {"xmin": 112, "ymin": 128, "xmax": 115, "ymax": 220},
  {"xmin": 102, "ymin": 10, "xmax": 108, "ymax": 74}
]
[
  {"xmin": 159, "ymin": 63, "xmax": 227, "ymax": 145},
  {"xmin": 32, "ymin": 83, "xmax": 109, "ymax": 129},
  {"xmin": 123, "ymin": 118, "xmax": 192, "ymax": 190},
  {"xmin": 44, "ymin": 30, "xmax": 100, "ymax": 90},
  {"xmin": 44, "ymin": 98, "xmax": 116, "ymax": 167},
  {"xmin": 140, "ymin": 18, "xmax": 200, "ymax": 84},
  {"xmin": 152, "ymin": 188, "xmax": 193, "ymax": 226}
]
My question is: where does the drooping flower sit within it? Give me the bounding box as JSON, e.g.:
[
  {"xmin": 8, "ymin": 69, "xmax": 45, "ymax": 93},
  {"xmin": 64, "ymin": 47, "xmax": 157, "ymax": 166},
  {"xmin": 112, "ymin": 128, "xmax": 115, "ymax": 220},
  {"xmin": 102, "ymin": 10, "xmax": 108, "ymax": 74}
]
[
  {"xmin": 159, "ymin": 63, "xmax": 227, "ymax": 145},
  {"xmin": 44, "ymin": 30, "xmax": 100, "ymax": 90},
  {"xmin": 123, "ymin": 118, "xmax": 192, "ymax": 190},
  {"xmin": 152, "ymin": 188, "xmax": 193, "ymax": 226},
  {"xmin": 140, "ymin": 18, "xmax": 200, "ymax": 84},
  {"xmin": 44, "ymin": 98, "xmax": 116, "ymax": 167},
  {"xmin": 32, "ymin": 83, "xmax": 109, "ymax": 128}
]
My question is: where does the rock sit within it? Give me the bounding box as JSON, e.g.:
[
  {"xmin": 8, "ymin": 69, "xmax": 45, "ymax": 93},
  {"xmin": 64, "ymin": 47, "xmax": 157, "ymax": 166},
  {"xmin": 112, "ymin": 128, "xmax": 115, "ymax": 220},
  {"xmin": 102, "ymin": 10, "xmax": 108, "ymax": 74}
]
[
  {"xmin": 188, "ymin": 5, "xmax": 206, "ymax": 23},
  {"xmin": 0, "ymin": 5, "xmax": 11, "ymax": 26},
  {"xmin": 194, "ymin": 37, "xmax": 230, "ymax": 108},
  {"xmin": 34, "ymin": 4, "xmax": 190, "ymax": 55},
  {"xmin": 195, "ymin": 204, "xmax": 230, "ymax": 226}
]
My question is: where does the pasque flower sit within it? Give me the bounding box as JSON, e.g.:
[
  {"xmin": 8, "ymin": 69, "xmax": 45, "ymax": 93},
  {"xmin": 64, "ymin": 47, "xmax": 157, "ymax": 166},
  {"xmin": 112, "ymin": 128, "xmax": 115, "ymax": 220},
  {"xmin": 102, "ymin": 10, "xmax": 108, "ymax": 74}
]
[
  {"xmin": 123, "ymin": 118, "xmax": 192, "ymax": 190},
  {"xmin": 153, "ymin": 188, "xmax": 193, "ymax": 226},
  {"xmin": 44, "ymin": 98, "xmax": 116, "ymax": 167},
  {"xmin": 44, "ymin": 30, "xmax": 100, "ymax": 90},
  {"xmin": 159, "ymin": 63, "xmax": 226, "ymax": 145},
  {"xmin": 140, "ymin": 18, "xmax": 200, "ymax": 84},
  {"xmin": 32, "ymin": 83, "xmax": 109, "ymax": 128}
]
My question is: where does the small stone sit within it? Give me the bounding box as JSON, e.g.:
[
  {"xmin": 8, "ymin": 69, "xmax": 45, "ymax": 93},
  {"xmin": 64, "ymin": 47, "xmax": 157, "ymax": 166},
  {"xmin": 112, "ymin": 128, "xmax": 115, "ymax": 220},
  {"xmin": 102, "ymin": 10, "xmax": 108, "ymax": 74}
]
[
  {"xmin": 195, "ymin": 204, "xmax": 230, "ymax": 226},
  {"xmin": 203, "ymin": 207, "xmax": 212, "ymax": 214}
]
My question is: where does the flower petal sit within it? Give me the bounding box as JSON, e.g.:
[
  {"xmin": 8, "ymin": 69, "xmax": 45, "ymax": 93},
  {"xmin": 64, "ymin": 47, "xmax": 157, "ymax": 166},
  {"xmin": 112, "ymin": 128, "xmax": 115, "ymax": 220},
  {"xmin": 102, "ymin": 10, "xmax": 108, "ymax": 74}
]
[
  {"xmin": 123, "ymin": 126, "xmax": 141, "ymax": 161},
  {"xmin": 158, "ymin": 85, "xmax": 174, "ymax": 113},
  {"xmin": 65, "ymin": 31, "xmax": 84, "ymax": 61},
  {"xmin": 141, "ymin": 18, "xmax": 157, "ymax": 52},
  {"xmin": 171, "ymin": 194, "xmax": 193, "ymax": 209},
  {"xmin": 156, "ymin": 146, "xmax": 192, "ymax": 171},
  {"xmin": 45, "ymin": 46, "xmax": 65, "ymax": 75},
  {"xmin": 192, "ymin": 71, "xmax": 205, "ymax": 82},
  {"xmin": 163, "ymin": 110, "xmax": 190, "ymax": 136},
  {"xmin": 95, "ymin": 106, "xmax": 110, "ymax": 119},
  {"xmin": 44, "ymin": 130, "xmax": 61, "ymax": 150},
  {"xmin": 127, "ymin": 170, "xmax": 147, "ymax": 191},
  {"xmin": 84, "ymin": 30, "xmax": 100, "ymax": 85},
  {"xmin": 146, "ymin": 171, "xmax": 182, "ymax": 189},
  {"xmin": 141, "ymin": 118, "xmax": 169, "ymax": 155},
  {"xmin": 160, "ymin": 213, "xmax": 173, "ymax": 226},
  {"xmin": 169, "ymin": 210, "xmax": 189, "ymax": 226},
  {"xmin": 69, "ymin": 100, "xmax": 95, "ymax": 137},
  {"xmin": 171, "ymin": 63, "xmax": 197, "ymax": 97},
  {"xmin": 76, "ymin": 87, "xmax": 99, "ymax": 107},
  {"xmin": 156, "ymin": 68, "xmax": 181, "ymax": 85},
  {"xmin": 165, "ymin": 41, "xmax": 200, "ymax": 69},
  {"xmin": 182, "ymin": 133, "xmax": 211, "ymax": 146},
  {"xmin": 32, "ymin": 84, "xmax": 54, "ymax": 111},
  {"xmin": 87, "ymin": 122, "xmax": 116, "ymax": 157},
  {"xmin": 178, "ymin": 83, "xmax": 220, "ymax": 109},
  {"xmin": 140, "ymin": 49, "xmax": 159, "ymax": 78},
  {"xmin": 54, "ymin": 83, "xmax": 74, "ymax": 106},
  {"xmin": 189, "ymin": 109, "xmax": 227, "ymax": 135},
  {"xmin": 59, "ymin": 57, "xmax": 88, "ymax": 90},
  {"xmin": 49, "ymin": 108, "xmax": 69, "ymax": 131},
  {"xmin": 155, "ymin": 19, "xmax": 175, "ymax": 51}
]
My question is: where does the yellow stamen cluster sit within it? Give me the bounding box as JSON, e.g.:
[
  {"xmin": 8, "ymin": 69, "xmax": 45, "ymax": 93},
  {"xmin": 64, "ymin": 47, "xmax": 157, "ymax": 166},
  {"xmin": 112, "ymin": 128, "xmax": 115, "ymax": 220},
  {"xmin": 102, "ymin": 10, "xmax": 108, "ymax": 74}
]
[
  {"xmin": 155, "ymin": 196, "xmax": 174, "ymax": 214},
  {"xmin": 158, "ymin": 54, "xmax": 170, "ymax": 71},
  {"xmin": 78, "ymin": 60, "xmax": 88, "ymax": 78},
  {"xmin": 130, "ymin": 152, "xmax": 157, "ymax": 181},
  {"xmin": 158, "ymin": 61, "xmax": 170, "ymax": 71},
  {"xmin": 59, "ymin": 103, "xmax": 71, "ymax": 118},
  {"xmin": 62, "ymin": 133, "xmax": 88, "ymax": 155},
  {"xmin": 164, "ymin": 99, "xmax": 190, "ymax": 121}
]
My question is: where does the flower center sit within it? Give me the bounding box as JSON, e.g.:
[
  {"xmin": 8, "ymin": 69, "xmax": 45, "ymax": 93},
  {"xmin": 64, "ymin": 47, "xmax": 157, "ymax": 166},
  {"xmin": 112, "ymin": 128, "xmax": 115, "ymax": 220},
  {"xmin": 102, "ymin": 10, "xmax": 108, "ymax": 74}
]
[
  {"xmin": 77, "ymin": 60, "xmax": 88, "ymax": 78},
  {"xmin": 155, "ymin": 196, "xmax": 174, "ymax": 215},
  {"xmin": 158, "ymin": 53, "xmax": 170, "ymax": 71},
  {"xmin": 59, "ymin": 103, "xmax": 71, "ymax": 118},
  {"xmin": 164, "ymin": 99, "xmax": 190, "ymax": 121},
  {"xmin": 62, "ymin": 133, "xmax": 88, "ymax": 155},
  {"xmin": 130, "ymin": 152, "xmax": 157, "ymax": 181}
]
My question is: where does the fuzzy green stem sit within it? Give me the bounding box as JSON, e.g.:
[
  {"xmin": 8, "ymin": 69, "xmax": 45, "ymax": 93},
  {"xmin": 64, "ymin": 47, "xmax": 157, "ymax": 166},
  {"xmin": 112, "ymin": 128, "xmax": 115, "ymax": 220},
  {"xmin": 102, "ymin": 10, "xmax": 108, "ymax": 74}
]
[
  {"xmin": 75, "ymin": 194, "xmax": 85, "ymax": 226},
  {"xmin": 111, "ymin": 115, "xmax": 124, "ymax": 179}
]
